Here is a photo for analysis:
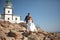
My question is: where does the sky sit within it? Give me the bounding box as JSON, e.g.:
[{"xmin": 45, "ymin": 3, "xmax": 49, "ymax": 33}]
[{"xmin": 0, "ymin": 0, "xmax": 60, "ymax": 32}]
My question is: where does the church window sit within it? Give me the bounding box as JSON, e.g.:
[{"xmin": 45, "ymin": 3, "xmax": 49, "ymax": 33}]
[
  {"xmin": 8, "ymin": 11, "xmax": 10, "ymax": 13},
  {"xmin": 8, "ymin": 18, "xmax": 9, "ymax": 20},
  {"xmin": 15, "ymin": 18, "xmax": 17, "ymax": 20}
]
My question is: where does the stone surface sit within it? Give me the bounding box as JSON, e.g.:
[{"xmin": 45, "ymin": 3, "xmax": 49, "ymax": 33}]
[{"xmin": 0, "ymin": 21, "xmax": 60, "ymax": 40}]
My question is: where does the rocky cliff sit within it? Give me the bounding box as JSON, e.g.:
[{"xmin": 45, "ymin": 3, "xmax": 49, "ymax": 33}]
[{"xmin": 0, "ymin": 21, "xmax": 60, "ymax": 40}]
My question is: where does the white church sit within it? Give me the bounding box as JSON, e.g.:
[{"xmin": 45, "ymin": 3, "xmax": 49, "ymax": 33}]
[{"xmin": 0, "ymin": 0, "xmax": 24, "ymax": 23}]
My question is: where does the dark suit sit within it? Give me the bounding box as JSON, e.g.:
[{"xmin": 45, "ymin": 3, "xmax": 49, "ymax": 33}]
[{"xmin": 24, "ymin": 15, "xmax": 31, "ymax": 23}]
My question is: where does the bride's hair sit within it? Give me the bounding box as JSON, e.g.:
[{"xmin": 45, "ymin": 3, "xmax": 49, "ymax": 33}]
[
  {"xmin": 28, "ymin": 17, "xmax": 33, "ymax": 22},
  {"xmin": 28, "ymin": 17, "xmax": 32, "ymax": 20}
]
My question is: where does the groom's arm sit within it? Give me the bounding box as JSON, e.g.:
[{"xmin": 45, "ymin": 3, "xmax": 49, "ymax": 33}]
[{"xmin": 24, "ymin": 16, "xmax": 27, "ymax": 21}]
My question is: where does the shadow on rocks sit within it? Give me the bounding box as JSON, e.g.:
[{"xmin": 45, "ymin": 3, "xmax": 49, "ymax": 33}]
[
  {"xmin": 7, "ymin": 31, "xmax": 16, "ymax": 37},
  {"xmin": 22, "ymin": 31, "xmax": 30, "ymax": 37}
]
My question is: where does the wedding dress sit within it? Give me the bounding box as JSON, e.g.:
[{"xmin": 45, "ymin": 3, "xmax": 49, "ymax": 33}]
[{"xmin": 27, "ymin": 20, "xmax": 37, "ymax": 32}]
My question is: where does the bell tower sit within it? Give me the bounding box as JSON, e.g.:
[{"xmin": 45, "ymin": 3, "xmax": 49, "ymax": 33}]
[{"xmin": 4, "ymin": 0, "xmax": 13, "ymax": 21}]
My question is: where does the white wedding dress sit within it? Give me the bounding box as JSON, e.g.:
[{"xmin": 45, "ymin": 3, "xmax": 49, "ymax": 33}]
[{"xmin": 27, "ymin": 20, "xmax": 37, "ymax": 32}]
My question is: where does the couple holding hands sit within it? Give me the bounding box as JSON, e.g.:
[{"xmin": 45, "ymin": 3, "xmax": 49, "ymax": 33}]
[{"xmin": 24, "ymin": 13, "xmax": 37, "ymax": 32}]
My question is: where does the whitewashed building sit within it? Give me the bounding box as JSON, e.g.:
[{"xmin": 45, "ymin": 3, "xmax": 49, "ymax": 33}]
[{"xmin": 0, "ymin": 0, "xmax": 24, "ymax": 23}]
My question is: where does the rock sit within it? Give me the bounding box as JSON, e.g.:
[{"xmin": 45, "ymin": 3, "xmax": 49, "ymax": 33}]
[
  {"xmin": 48, "ymin": 35, "xmax": 55, "ymax": 40},
  {"xmin": 23, "ymin": 37, "xmax": 28, "ymax": 40},
  {"xmin": 7, "ymin": 31, "xmax": 16, "ymax": 37},
  {"xmin": 45, "ymin": 37, "xmax": 51, "ymax": 40},
  {"xmin": 39, "ymin": 34, "xmax": 45, "ymax": 38},
  {"xmin": 15, "ymin": 32, "xmax": 23, "ymax": 39},
  {"xmin": 0, "ymin": 21, "xmax": 60, "ymax": 40},
  {"xmin": 20, "ymin": 26, "xmax": 26, "ymax": 31},
  {"xmin": 6, "ymin": 37, "xmax": 15, "ymax": 40},
  {"xmin": 19, "ymin": 22, "xmax": 27, "ymax": 28},
  {"xmin": 0, "ymin": 31, "xmax": 7, "ymax": 40},
  {"xmin": 0, "ymin": 21, "xmax": 10, "ymax": 28},
  {"xmin": 22, "ymin": 31, "xmax": 30, "ymax": 37},
  {"xmin": 28, "ymin": 34, "xmax": 40, "ymax": 40},
  {"xmin": 8, "ymin": 24, "xmax": 14, "ymax": 30}
]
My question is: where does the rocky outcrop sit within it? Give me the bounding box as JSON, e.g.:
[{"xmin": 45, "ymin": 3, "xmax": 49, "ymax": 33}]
[{"xmin": 0, "ymin": 21, "xmax": 60, "ymax": 40}]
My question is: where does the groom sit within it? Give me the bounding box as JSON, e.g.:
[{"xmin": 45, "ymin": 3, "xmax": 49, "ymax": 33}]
[{"xmin": 24, "ymin": 13, "xmax": 31, "ymax": 23}]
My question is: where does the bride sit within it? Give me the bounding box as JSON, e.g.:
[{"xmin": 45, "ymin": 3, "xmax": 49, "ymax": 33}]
[{"xmin": 27, "ymin": 17, "xmax": 37, "ymax": 32}]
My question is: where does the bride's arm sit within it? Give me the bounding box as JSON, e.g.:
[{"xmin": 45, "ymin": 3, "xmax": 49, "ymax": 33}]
[
  {"xmin": 32, "ymin": 19, "xmax": 34, "ymax": 23},
  {"xmin": 31, "ymin": 17, "xmax": 34, "ymax": 23}
]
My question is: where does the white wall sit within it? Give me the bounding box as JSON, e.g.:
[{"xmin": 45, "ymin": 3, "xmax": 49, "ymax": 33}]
[
  {"xmin": 5, "ymin": 8, "xmax": 12, "ymax": 14},
  {"xmin": 13, "ymin": 16, "xmax": 21, "ymax": 23},
  {"xmin": 0, "ymin": 14, "xmax": 24, "ymax": 23},
  {"xmin": 5, "ymin": 15, "xmax": 12, "ymax": 21},
  {"xmin": 7, "ymin": 15, "xmax": 24, "ymax": 23}
]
